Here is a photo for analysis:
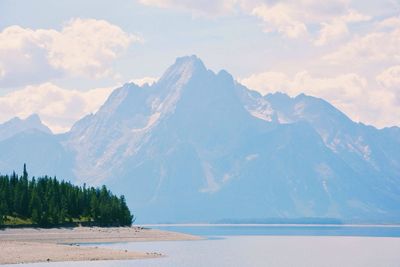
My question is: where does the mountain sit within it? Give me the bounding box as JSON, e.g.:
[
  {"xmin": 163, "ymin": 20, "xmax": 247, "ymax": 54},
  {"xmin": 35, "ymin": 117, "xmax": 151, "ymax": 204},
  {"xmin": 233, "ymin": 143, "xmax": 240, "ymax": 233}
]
[
  {"xmin": 1, "ymin": 55, "xmax": 400, "ymax": 223},
  {"xmin": 0, "ymin": 115, "xmax": 73, "ymax": 179},
  {"xmin": 0, "ymin": 114, "xmax": 51, "ymax": 141},
  {"xmin": 264, "ymin": 93, "xmax": 400, "ymax": 178},
  {"xmin": 64, "ymin": 56, "xmax": 400, "ymax": 223}
]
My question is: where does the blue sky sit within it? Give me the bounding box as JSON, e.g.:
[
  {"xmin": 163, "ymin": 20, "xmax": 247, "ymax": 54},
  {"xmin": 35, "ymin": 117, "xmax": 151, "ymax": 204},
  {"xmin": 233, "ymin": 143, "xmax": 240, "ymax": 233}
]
[{"xmin": 0, "ymin": 0, "xmax": 399, "ymax": 132}]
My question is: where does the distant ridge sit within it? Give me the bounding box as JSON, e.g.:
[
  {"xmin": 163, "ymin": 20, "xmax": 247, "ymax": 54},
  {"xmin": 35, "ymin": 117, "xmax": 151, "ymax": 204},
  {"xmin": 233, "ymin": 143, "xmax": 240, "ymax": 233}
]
[
  {"xmin": 0, "ymin": 114, "xmax": 51, "ymax": 141},
  {"xmin": 214, "ymin": 218, "xmax": 344, "ymax": 225}
]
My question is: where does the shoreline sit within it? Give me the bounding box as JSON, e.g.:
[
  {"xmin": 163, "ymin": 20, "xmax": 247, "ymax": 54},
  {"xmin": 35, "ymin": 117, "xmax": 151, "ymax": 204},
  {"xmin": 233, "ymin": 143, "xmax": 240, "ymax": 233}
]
[
  {"xmin": 0, "ymin": 226, "xmax": 201, "ymax": 265},
  {"xmin": 143, "ymin": 223, "xmax": 400, "ymax": 228}
]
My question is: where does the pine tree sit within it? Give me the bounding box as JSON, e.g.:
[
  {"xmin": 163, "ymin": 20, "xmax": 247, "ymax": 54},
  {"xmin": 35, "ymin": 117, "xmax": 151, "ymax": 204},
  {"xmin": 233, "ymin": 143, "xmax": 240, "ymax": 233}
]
[
  {"xmin": 30, "ymin": 190, "xmax": 42, "ymax": 224},
  {"xmin": 23, "ymin": 163, "xmax": 28, "ymax": 180},
  {"xmin": 0, "ymin": 209, "xmax": 3, "ymax": 226}
]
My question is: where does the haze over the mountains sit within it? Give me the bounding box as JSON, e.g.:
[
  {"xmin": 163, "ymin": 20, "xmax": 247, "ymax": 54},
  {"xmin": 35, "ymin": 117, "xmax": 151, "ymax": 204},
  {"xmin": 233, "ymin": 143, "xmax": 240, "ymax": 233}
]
[{"xmin": 1, "ymin": 56, "xmax": 399, "ymax": 223}]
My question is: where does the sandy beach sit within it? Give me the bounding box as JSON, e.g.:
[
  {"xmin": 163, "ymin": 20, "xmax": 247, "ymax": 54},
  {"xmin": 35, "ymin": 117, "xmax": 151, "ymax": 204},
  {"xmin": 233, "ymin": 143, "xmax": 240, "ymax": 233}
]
[{"xmin": 0, "ymin": 227, "xmax": 200, "ymax": 265}]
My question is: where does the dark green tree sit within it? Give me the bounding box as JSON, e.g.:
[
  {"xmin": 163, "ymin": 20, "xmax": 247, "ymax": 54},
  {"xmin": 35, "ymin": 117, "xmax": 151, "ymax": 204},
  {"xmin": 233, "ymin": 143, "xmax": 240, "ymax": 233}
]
[{"xmin": 0, "ymin": 165, "xmax": 134, "ymax": 227}]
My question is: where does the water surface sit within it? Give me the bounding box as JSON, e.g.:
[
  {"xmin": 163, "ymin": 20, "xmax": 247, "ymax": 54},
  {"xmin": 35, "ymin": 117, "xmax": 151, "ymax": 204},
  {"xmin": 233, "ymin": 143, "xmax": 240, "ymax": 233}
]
[
  {"xmin": 148, "ymin": 223, "xmax": 400, "ymax": 237},
  {"xmin": 6, "ymin": 225, "xmax": 400, "ymax": 267}
]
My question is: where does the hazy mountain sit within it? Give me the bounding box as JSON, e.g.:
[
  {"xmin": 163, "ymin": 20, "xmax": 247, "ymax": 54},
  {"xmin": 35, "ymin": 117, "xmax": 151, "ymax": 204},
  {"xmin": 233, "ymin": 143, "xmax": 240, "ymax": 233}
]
[
  {"xmin": 1, "ymin": 56, "xmax": 399, "ymax": 223},
  {"xmin": 0, "ymin": 115, "xmax": 74, "ymax": 178},
  {"xmin": 63, "ymin": 56, "xmax": 400, "ymax": 223},
  {"xmin": 0, "ymin": 114, "xmax": 52, "ymax": 142}
]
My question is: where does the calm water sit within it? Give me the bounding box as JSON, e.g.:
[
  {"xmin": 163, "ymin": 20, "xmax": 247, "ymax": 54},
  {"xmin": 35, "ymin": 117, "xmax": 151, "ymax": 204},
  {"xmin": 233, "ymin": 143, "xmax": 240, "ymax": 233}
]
[
  {"xmin": 6, "ymin": 225, "xmax": 400, "ymax": 267},
  {"xmin": 148, "ymin": 224, "xmax": 400, "ymax": 237}
]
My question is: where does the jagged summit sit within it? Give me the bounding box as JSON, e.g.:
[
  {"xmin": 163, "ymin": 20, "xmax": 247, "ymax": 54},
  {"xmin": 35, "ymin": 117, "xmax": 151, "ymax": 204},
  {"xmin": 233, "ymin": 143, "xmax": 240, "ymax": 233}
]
[
  {"xmin": 165, "ymin": 55, "xmax": 206, "ymax": 75},
  {"xmin": 157, "ymin": 55, "xmax": 208, "ymax": 88},
  {"xmin": 175, "ymin": 54, "xmax": 203, "ymax": 64},
  {"xmin": 24, "ymin": 113, "xmax": 44, "ymax": 126}
]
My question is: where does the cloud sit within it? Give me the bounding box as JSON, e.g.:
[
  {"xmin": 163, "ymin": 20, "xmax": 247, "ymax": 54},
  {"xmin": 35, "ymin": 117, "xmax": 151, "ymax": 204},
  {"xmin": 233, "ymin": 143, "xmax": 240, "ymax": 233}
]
[
  {"xmin": 251, "ymin": 3, "xmax": 308, "ymax": 38},
  {"xmin": 0, "ymin": 65, "xmax": 4, "ymax": 78},
  {"xmin": 48, "ymin": 18, "xmax": 139, "ymax": 78},
  {"xmin": 0, "ymin": 19, "xmax": 140, "ymax": 87},
  {"xmin": 0, "ymin": 26, "xmax": 62, "ymax": 87},
  {"xmin": 378, "ymin": 16, "xmax": 400, "ymax": 29},
  {"xmin": 341, "ymin": 9, "xmax": 371, "ymax": 23},
  {"xmin": 138, "ymin": 0, "xmax": 238, "ymax": 16},
  {"xmin": 251, "ymin": 2, "xmax": 372, "ymax": 40},
  {"xmin": 250, "ymin": 2, "xmax": 371, "ymax": 40},
  {"xmin": 241, "ymin": 71, "xmax": 366, "ymax": 101},
  {"xmin": 240, "ymin": 70, "xmax": 400, "ymax": 128},
  {"xmin": 240, "ymin": 71, "xmax": 291, "ymax": 94},
  {"xmin": 0, "ymin": 83, "xmax": 114, "ymax": 133},
  {"xmin": 314, "ymin": 10, "xmax": 370, "ymax": 46},
  {"xmin": 138, "ymin": 0, "xmax": 372, "ymax": 42},
  {"xmin": 376, "ymin": 65, "xmax": 400, "ymax": 88},
  {"xmin": 315, "ymin": 20, "xmax": 349, "ymax": 46},
  {"xmin": 323, "ymin": 18, "xmax": 400, "ymax": 64}
]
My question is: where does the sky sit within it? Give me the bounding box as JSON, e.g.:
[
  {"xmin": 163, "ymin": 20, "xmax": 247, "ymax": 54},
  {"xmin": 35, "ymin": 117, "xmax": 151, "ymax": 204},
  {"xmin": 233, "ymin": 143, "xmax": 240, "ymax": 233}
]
[{"xmin": 0, "ymin": 0, "xmax": 399, "ymax": 133}]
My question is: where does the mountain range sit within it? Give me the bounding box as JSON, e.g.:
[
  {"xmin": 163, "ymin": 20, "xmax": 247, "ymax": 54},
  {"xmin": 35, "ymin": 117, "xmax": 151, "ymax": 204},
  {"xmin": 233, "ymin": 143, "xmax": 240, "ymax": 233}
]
[{"xmin": 1, "ymin": 55, "xmax": 399, "ymax": 223}]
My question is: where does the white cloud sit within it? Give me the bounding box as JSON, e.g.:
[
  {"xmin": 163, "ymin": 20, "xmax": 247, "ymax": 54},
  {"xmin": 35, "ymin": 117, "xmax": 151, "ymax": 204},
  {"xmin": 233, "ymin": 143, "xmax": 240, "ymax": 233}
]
[
  {"xmin": 0, "ymin": 83, "xmax": 114, "ymax": 133},
  {"xmin": 378, "ymin": 16, "xmax": 400, "ymax": 29},
  {"xmin": 241, "ymin": 71, "xmax": 366, "ymax": 101},
  {"xmin": 130, "ymin": 76, "xmax": 158, "ymax": 86},
  {"xmin": 0, "ymin": 19, "xmax": 139, "ymax": 87},
  {"xmin": 314, "ymin": 10, "xmax": 370, "ymax": 46},
  {"xmin": 376, "ymin": 65, "xmax": 400, "ymax": 88},
  {"xmin": 0, "ymin": 26, "xmax": 62, "ymax": 87},
  {"xmin": 250, "ymin": 2, "xmax": 371, "ymax": 40},
  {"xmin": 251, "ymin": 2, "xmax": 371, "ymax": 41},
  {"xmin": 323, "ymin": 19, "xmax": 400, "ymax": 64},
  {"xmin": 138, "ymin": 0, "xmax": 238, "ymax": 16},
  {"xmin": 251, "ymin": 3, "xmax": 308, "ymax": 38},
  {"xmin": 48, "ymin": 18, "xmax": 139, "ymax": 78},
  {"xmin": 240, "ymin": 72, "xmax": 291, "ymax": 94},
  {"xmin": 138, "ymin": 0, "xmax": 371, "ymax": 42},
  {"xmin": 138, "ymin": 0, "xmax": 354, "ymax": 20},
  {"xmin": 341, "ymin": 9, "xmax": 371, "ymax": 23},
  {"xmin": 0, "ymin": 65, "xmax": 4, "ymax": 78},
  {"xmin": 240, "ymin": 70, "xmax": 400, "ymax": 127},
  {"xmin": 315, "ymin": 19, "xmax": 349, "ymax": 46}
]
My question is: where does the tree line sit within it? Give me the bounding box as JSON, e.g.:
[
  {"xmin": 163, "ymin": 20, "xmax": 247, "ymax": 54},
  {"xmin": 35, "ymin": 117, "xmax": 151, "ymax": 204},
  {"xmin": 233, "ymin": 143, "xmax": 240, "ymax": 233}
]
[{"xmin": 0, "ymin": 164, "xmax": 134, "ymax": 227}]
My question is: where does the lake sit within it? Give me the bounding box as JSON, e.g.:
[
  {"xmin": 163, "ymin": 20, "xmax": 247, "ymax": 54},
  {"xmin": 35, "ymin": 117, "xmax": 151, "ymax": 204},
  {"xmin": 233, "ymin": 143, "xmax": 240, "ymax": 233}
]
[
  {"xmin": 148, "ymin": 223, "xmax": 400, "ymax": 237},
  {"xmin": 6, "ymin": 224, "xmax": 400, "ymax": 267}
]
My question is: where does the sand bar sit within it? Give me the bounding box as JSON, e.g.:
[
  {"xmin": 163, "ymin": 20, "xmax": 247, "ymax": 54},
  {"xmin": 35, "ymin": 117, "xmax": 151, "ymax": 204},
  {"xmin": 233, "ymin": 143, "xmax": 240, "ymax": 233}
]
[{"xmin": 0, "ymin": 227, "xmax": 200, "ymax": 265}]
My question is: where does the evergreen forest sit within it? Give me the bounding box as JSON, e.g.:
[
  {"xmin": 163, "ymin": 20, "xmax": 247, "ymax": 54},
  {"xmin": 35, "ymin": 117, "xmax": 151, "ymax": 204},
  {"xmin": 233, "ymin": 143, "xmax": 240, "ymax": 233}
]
[{"xmin": 0, "ymin": 165, "xmax": 133, "ymax": 227}]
